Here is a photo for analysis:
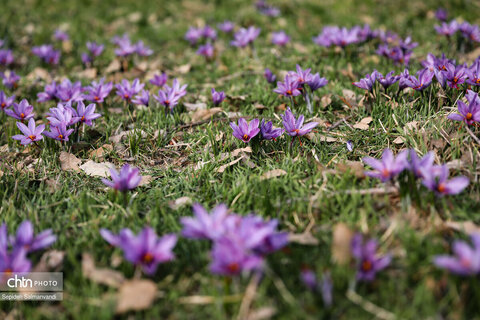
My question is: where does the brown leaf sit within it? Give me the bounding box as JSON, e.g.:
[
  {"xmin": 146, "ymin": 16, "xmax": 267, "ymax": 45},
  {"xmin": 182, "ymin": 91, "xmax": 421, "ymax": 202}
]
[
  {"xmin": 105, "ymin": 59, "xmax": 121, "ymax": 74},
  {"xmin": 231, "ymin": 146, "xmax": 252, "ymax": 157},
  {"xmin": 116, "ymin": 279, "xmax": 157, "ymax": 314},
  {"xmin": 174, "ymin": 64, "xmax": 191, "ymax": 74},
  {"xmin": 33, "ymin": 250, "xmax": 65, "ymax": 272},
  {"xmin": 78, "ymin": 68, "xmax": 97, "ymax": 79},
  {"xmin": 320, "ymin": 95, "xmax": 332, "ymax": 108},
  {"xmin": 331, "ymin": 223, "xmax": 354, "ymax": 265},
  {"xmin": 444, "ymin": 221, "xmax": 480, "ymax": 235},
  {"xmin": 353, "ymin": 117, "xmax": 373, "ymax": 130},
  {"xmin": 393, "ymin": 136, "xmax": 405, "ymax": 144},
  {"xmin": 139, "ymin": 175, "xmax": 153, "ymax": 186},
  {"xmin": 59, "ymin": 151, "xmax": 81, "ymax": 172},
  {"xmin": 26, "ymin": 67, "xmax": 51, "ymax": 82},
  {"xmin": 82, "ymin": 253, "xmax": 125, "ymax": 288},
  {"xmin": 260, "ymin": 169, "xmax": 287, "ymax": 181},
  {"xmin": 337, "ymin": 161, "xmax": 364, "ymax": 179},
  {"xmin": 88, "ymin": 144, "xmax": 113, "ymax": 161},
  {"xmin": 79, "ymin": 161, "xmax": 115, "ymax": 178},
  {"xmin": 169, "ymin": 196, "xmax": 192, "ymax": 210},
  {"xmin": 288, "ymin": 232, "xmax": 319, "ymax": 245},
  {"xmin": 341, "ymin": 89, "xmax": 357, "ymax": 108},
  {"xmin": 184, "ymin": 102, "xmax": 207, "ymax": 112},
  {"xmin": 217, "ymin": 156, "xmax": 244, "ymax": 173},
  {"xmin": 190, "ymin": 107, "xmax": 223, "ymax": 122}
]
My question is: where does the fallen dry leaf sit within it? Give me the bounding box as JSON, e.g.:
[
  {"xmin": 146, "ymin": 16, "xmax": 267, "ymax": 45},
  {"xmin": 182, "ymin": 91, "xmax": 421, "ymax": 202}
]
[
  {"xmin": 184, "ymin": 102, "xmax": 207, "ymax": 112},
  {"xmin": 341, "ymin": 89, "xmax": 357, "ymax": 108},
  {"xmin": 337, "ymin": 161, "xmax": 364, "ymax": 179},
  {"xmin": 33, "ymin": 250, "xmax": 65, "ymax": 272},
  {"xmin": 82, "ymin": 253, "xmax": 125, "ymax": 288},
  {"xmin": 116, "ymin": 279, "xmax": 157, "ymax": 314},
  {"xmin": 59, "ymin": 151, "xmax": 82, "ymax": 172},
  {"xmin": 393, "ymin": 136, "xmax": 406, "ymax": 144},
  {"xmin": 175, "ymin": 64, "xmax": 191, "ymax": 74},
  {"xmin": 353, "ymin": 117, "xmax": 373, "ymax": 130},
  {"xmin": 331, "ymin": 223, "xmax": 354, "ymax": 265},
  {"xmin": 78, "ymin": 68, "xmax": 97, "ymax": 79},
  {"xmin": 139, "ymin": 175, "xmax": 153, "ymax": 186},
  {"xmin": 105, "ymin": 59, "xmax": 121, "ymax": 73},
  {"xmin": 26, "ymin": 67, "xmax": 51, "ymax": 82},
  {"xmin": 190, "ymin": 107, "xmax": 223, "ymax": 122},
  {"xmin": 80, "ymin": 161, "xmax": 115, "ymax": 178},
  {"xmin": 169, "ymin": 196, "xmax": 192, "ymax": 210},
  {"xmin": 320, "ymin": 95, "xmax": 332, "ymax": 108},
  {"xmin": 444, "ymin": 220, "xmax": 480, "ymax": 235},
  {"xmin": 217, "ymin": 156, "xmax": 245, "ymax": 173},
  {"xmin": 260, "ymin": 169, "xmax": 287, "ymax": 181},
  {"xmin": 88, "ymin": 144, "xmax": 113, "ymax": 161},
  {"xmin": 231, "ymin": 146, "xmax": 252, "ymax": 157}
]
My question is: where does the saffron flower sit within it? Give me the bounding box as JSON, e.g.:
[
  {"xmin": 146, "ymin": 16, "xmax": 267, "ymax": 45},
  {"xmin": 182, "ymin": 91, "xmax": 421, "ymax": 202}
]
[
  {"xmin": 31, "ymin": 44, "xmax": 60, "ymax": 64},
  {"xmin": 351, "ymin": 233, "xmax": 391, "ymax": 282},
  {"xmin": 72, "ymin": 101, "xmax": 101, "ymax": 126},
  {"xmin": 300, "ymin": 268, "xmax": 317, "ymax": 290},
  {"xmin": 260, "ymin": 119, "xmax": 283, "ymax": 140},
  {"xmin": 154, "ymin": 87, "xmax": 180, "ymax": 111},
  {"xmin": 362, "ymin": 148, "xmax": 408, "ymax": 182},
  {"xmin": 353, "ymin": 70, "xmax": 379, "ymax": 92},
  {"xmin": 210, "ymin": 236, "xmax": 263, "ymax": 276},
  {"xmin": 264, "ymin": 68, "xmax": 277, "ymax": 84},
  {"xmin": 211, "ymin": 88, "xmax": 225, "ymax": 106},
  {"xmin": 201, "ymin": 25, "xmax": 217, "ymax": 40},
  {"xmin": 12, "ymin": 118, "xmax": 45, "ymax": 145},
  {"xmin": 0, "ymin": 224, "xmax": 31, "ymax": 274},
  {"xmin": 86, "ymin": 41, "xmax": 104, "ymax": 57},
  {"xmin": 435, "ymin": 8, "xmax": 448, "ymax": 21},
  {"xmin": 132, "ymin": 89, "xmax": 150, "ymax": 107},
  {"xmin": 100, "ymin": 227, "xmax": 177, "ymax": 275},
  {"xmin": 113, "ymin": 34, "xmax": 136, "ymax": 57},
  {"xmin": 184, "ymin": 27, "xmax": 202, "ymax": 45},
  {"xmin": 10, "ymin": 220, "xmax": 56, "ymax": 253},
  {"xmin": 273, "ymin": 75, "xmax": 301, "ymax": 97},
  {"xmin": 181, "ymin": 203, "xmax": 233, "ymax": 240},
  {"xmin": 445, "ymin": 64, "xmax": 467, "ymax": 89},
  {"xmin": 281, "ymin": 108, "xmax": 318, "ymax": 137},
  {"xmin": 55, "ymin": 78, "xmax": 84, "ymax": 102},
  {"xmin": 230, "ymin": 118, "xmax": 260, "ymax": 143},
  {"xmin": 0, "ymin": 91, "xmax": 15, "ymax": 111},
  {"xmin": 420, "ymin": 165, "xmax": 469, "ymax": 196},
  {"xmin": 433, "ymin": 234, "xmax": 480, "ymax": 276},
  {"xmin": 271, "ymin": 31, "xmax": 290, "ymax": 46},
  {"xmin": 115, "ymin": 79, "xmax": 144, "ymax": 102},
  {"xmin": 407, "ymin": 68, "xmax": 434, "ymax": 91},
  {"xmin": 435, "ymin": 20, "xmax": 459, "ymax": 37},
  {"xmin": 37, "ymin": 81, "xmax": 58, "ymax": 102},
  {"xmin": 448, "ymin": 90, "xmax": 480, "ymax": 125},
  {"xmin": 218, "ymin": 21, "xmax": 234, "ymax": 33},
  {"xmin": 5, "ymin": 99, "xmax": 34, "ymax": 121},
  {"xmin": 135, "ymin": 40, "xmax": 153, "ymax": 56},
  {"xmin": 256, "ymin": 0, "xmax": 280, "ymax": 17},
  {"xmin": 53, "ymin": 29, "xmax": 69, "ymax": 41},
  {"xmin": 377, "ymin": 71, "xmax": 399, "ymax": 90},
  {"xmin": 0, "ymin": 49, "xmax": 14, "ymax": 66},
  {"xmin": 84, "ymin": 78, "xmax": 113, "ymax": 103},
  {"xmin": 149, "ymin": 73, "xmax": 168, "ymax": 87},
  {"xmin": 1, "ymin": 71, "xmax": 20, "ymax": 89},
  {"xmin": 231, "ymin": 26, "xmax": 261, "ymax": 48},
  {"xmin": 46, "ymin": 103, "xmax": 77, "ymax": 127},
  {"xmin": 102, "ymin": 164, "xmax": 142, "ymax": 192},
  {"xmin": 307, "ymin": 73, "xmax": 328, "ymax": 91},
  {"xmin": 466, "ymin": 60, "xmax": 480, "ymax": 86},
  {"xmin": 43, "ymin": 124, "xmax": 74, "ymax": 142},
  {"xmin": 196, "ymin": 43, "xmax": 214, "ymax": 58},
  {"xmin": 407, "ymin": 149, "xmax": 435, "ymax": 178}
]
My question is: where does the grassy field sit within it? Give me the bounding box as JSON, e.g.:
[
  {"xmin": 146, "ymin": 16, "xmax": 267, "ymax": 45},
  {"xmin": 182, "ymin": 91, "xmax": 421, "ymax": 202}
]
[{"xmin": 1, "ymin": 0, "xmax": 480, "ymax": 319}]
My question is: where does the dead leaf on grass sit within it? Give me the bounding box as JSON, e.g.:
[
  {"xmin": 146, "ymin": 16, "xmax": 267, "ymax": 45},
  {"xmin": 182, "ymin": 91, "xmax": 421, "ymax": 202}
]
[
  {"xmin": 59, "ymin": 151, "xmax": 81, "ymax": 172},
  {"xmin": 116, "ymin": 279, "xmax": 157, "ymax": 314},
  {"xmin": 79, "ymin": 161, "xmax": 115, "ymax": 178},
  {"xmin": 190, "ymin": 107, "xmax": 223, "ymax": 122},
  {"xmin": 82, "ymin": 253, "xmax": 125, "ymax": 288},
  {"xmin": 353, "ymin": 117, "xmax": 373, "ymax": 130},
  {"xmin": 169, "ymin": 196, "xmax": 192, "ymax": 210},
  {"xmin": 260, "ymin": 169, "xmax": 287, "ymax": 181},
  {"xmin": 217, "ymin": 156, "xmax": 245, "ymax": 173},
  {"xmin": 331, "ymin": 223, "xmax": 354, "ymax": 265}
]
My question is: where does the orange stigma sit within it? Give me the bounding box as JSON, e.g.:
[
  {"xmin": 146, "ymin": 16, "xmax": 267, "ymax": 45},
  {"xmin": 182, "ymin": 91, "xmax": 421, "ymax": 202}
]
[
  {"xmin": 227, "ymin": 263, "xmax": 240, "ymax": 273},
  {"xmin": 242, "ymin": 134, "xmax": 249, "ymax": 141},
  {"xmin": 437, "ymin": 183, "xmax": 446, "ymax": 193},
  {"xmin": 362, "ymin": 260, "xmax": 372, "ymax": 271},
  {"xmin": 81, "ymin": 116, "xmax": 85, "ymax": 122},
  {"xmin": 142, "ymin": 253, "xmax": 154, "ymax": 264},
  {"xmin": 286, "ymin": 90, "xmax": 292, "ymax": 95},
  {"xmin": 381, "ymin": 169, "xmax": 390, "ymax": 178},
  {"xmin": 94, "ymin": 96, "xmax": 100, "ymax": 101},
  {"xmin": 58, "ymin": 134, "xmax": 64, "ymax": 140},
  {"xmin": 28, "ymin": 135, "xmax": 36, "ymax": 141},
  {"xmin": 20, "ymin": 113, "xmax": 25, "ymax": 119},
  {"xmin": 466, "ymin": 113, "xmax": 473, "ymax": 120}
]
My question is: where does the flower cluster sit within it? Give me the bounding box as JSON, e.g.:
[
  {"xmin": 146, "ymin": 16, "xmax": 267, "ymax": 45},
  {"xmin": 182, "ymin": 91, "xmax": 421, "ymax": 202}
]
[
  {"xmin": 0, "ymin": 221, "xmax": 56, "ymax": 274},
  {"xmin": 32, "ymin": 44, "xmax": 61, "ymax": 65},
  {"xmin": 434, "ymin": 233, "xmax": 480, "ymax": 276},
  {"xmin": 37, "ymin": 79, "xmax": 85, "ymax": 103},
  {"xmin": 112, "ymin": 33, "xmax": 153, "ymax": 57},
  {"xmin": 1, "ymin": 70, "xmax": 20, "ymax": 89},
  {"xmin": 0, "ymin": 48, "xmax": 14, "ymax": 66},
  {"xmin": 101, "ymin": 227, "xmax": 177, "ymax": 275},
  {"xmin": 153, "ymin": 78, "xmax": 187, "ymax": 112},
  {"xmin": 231, "ymin": 26, "xmax": 261, "ymax": 48},
  {"xmin": 376, "ymin": 32, "xmax": 417, "ymax": 65},
  {"xmin": 181, "ymin": 203, "xmax": 288, "ymax": 276},
  {"xmin": 362, "ymin": 148, "xmax": 469, "ymax": 196},
  {"xmin": 435, "ymin": 20, "xmax": 480, "ymax": 43},
  {"xmin": 313, "ymin": 25, "xmax": 376, "ymax": 48}
]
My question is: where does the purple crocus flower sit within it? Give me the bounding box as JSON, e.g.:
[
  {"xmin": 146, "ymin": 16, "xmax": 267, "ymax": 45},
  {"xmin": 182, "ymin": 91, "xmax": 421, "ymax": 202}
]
[
  {"xmin": 362, "ymin": 148, "xmax": 408, "ymax": 182},
  {"xmin": 260, "ymin": 119, "xmax": 283, "ymax": 140},
  {"xmin": 407, "ymin": 149, "xmax": 435, "ymax": 178},
  {"xmin": 132, "ymin": 89, "xmax": 150, "ymax": 107},
  {"xmin": 115, "ymin": 79, "xmax": 144, "ymax": 102},
  {"xmin": 84, "ymin": 78, "xmax": 113, "ymax": 103},
  {"xmin": 399, "ymin": 36, "xmax": 418, "ymax": 51},
  {"xmin": 398, "ymin": 69, "xmax": 412, "ymax": 91},
  {"xmin": 256, "ymin": 0, "xmax": 280, "ymax": 17},
  {"xmin": 43, "ymin": 124, "xmax": 74, "ymax": 142},
  {"xmin": 448, "ymin": 89, "xmax": 480, "ymax": 125},
  {"xmin": 210, "ymin": 236, "xmax": 263, "ymax": 276},
  {"xmin": 459, "ymin": 22, "xmax": 480, "ymax": 42},
  {"xmin": 86, "ymin": 41, "xmax": 104, "ymax": 57},
  {"xmin": 0, "ymin": 49, "xmax": 14, "ymax": 66},
  {"xmin": 32, "ymin": 44, "xmax": 60, "ymax": 64},
  {"xmin": 271, "ymin": 31, "xmax": 290, "ymax": 46},
  {"xmin": 12, "ymin": 118, "xmax": 44, "ymax": 145},
  {"xmin": 466, "ymin": 60, "xmax": 480, "ymax": 86},
  {"xmin": 230, "ymin": 118, "xmax": 260, "ymax": 143},
  {"xmin": 300, "ymin": 268, "xmax": 317, "ymax": 290},
  {"xmin": 153, "ymin": 87, "xmax": 180, "ymax": 111},
  {"xmin": 353, "ymin": 70, "xmax": 379, "ymax": 92},
  {"xmin": 1, "ymin": 71, "xmax": 20, "ymax": 89},
  {"xmin": 264, "ymin": 68, "xmax": 277, "ymax": 84},
  {"xmin": 10, "ymin": 220, "xmax": 56, "ymax": 253},
  {"xmin": 435, "ymin": 20, "xmax": 459, "ymax": 36},
  {"xmin": 445, "ymin": 64, "xmax": 467, "ymax": 89},
  {"xmin": 166, "ymin": 79, "xmax": 187, "ymax": 98},
  {"xmin": 72, "ymin": 101, "xmax": 101, "ymax": 126},
  {"xmin": 433, "ymin": 234, "xmax": 480, "ymax": 276},
  {"xmin": 202, "ymin": 25, "xmax": 217, "ymax": 40},
  {"xmin": 351, "ymin": 233, "xmax": 391, "ymax": 282},
  {"xmin": 407, "ymin": 68, "xmax": 434, "ymax": 91},
  {"xmin": 102, "ymin": 164, "xmax": 142, "ymax": 192},
  {"xmin": 81, "ymin": 53, "xmax": 91, "ymax": 65},
  {"xmin": 231, "ymin": 26, "xmax": 261, "ymax": 48},
  {"xmin": 0, "ymin": 91, "xmax": 15, "ymax": 111},
  {"xmin": 211, "ymin": 88, "xmax": 225, "ymax": 106},
  {"xmin": 184, "ymin": 27, "xmax": 202, "ymax": 45},
  {"xmin": 5, "ymin": 99, "xmax": 34, "ymax": 121},
  {"xmin": 307, "ymin": 73, "xmax": 328, "ymax": 91},
  {"xmin": 196, "ymin": 43, "xmax": 214, "ymax": 58},
  {"xmin": 420, "ymin": 165, "xmax": 469, "ymax": 196},
  {"xmin": 149, "ymin": 73, "xmax": 168, "ymax": 87},
  {"xmin": 53, "ymin": 29, "xmax": 69, "ymax": 41},
  {"xmin": 346, "ymin": 140, "xmax": 354, "ymax": 152},
  {"xmin": 218, "ymin": 21, "xmax": 234, "ymax": 33},
  {"xmin": 55, "ymin": 79, "xmax": 84, "ymax": 102},
  {"xmin": 100, "ymin": 227, "xmax": 177, "ymax": 275},
  {"xmin": 37, "ymin": 81, "xmax": 58, "ymax": 102},
  {"xmin": 181, "ymin": 203, "xmax": 234, "ymax": 240},
  {"xmin": 135, "ymin": 41, "xmax": 153, "ymax": 56},
  {"xmin": 377, "ymin": 71, "xmax": 399, "ymax": 90},
  {"xmin": 274, "ymin": 75, "xmax": 301, "ymax": 97},
  {"xmin": 114, "ymin": 36, "xmax": 136, "ymax": 57},
  {"xmin": 281, "ymin": 108, "xmax": 318, "ymax": 137},
  {"xmin": 320, "ymin": 271, "xmax": 333, "ymax": 306},
  {"xmin": 435, "ymin": 8, "xmax": 448, "ymax": 21},
  {"xmin": 0, "ymin": 224, "xmax": 31, "ymax": 274},
  {"xmin": 47, "ymin": 102, "xmax": 78, "ymax": 127}
]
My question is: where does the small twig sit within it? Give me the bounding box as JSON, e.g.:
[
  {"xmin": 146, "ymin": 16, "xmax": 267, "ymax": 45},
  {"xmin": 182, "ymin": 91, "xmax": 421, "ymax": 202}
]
[
  {"xmin": 465, "ymin": 125, "xmax": 480, "ymax": 145},
  {"xmin": 237, "ymin": 272, "xmax": 262, "ymax": 320},
  {"xmin": 346, "ymin": 289, "xmax": 396, "ymax": 320},
  {"xmin": 328, "ymin": 115, "xmax": 353, "ymax": 131}
]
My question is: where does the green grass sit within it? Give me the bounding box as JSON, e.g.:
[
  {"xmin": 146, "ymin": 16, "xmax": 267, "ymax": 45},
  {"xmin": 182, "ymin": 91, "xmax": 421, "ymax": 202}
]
[{"xmin": 1, "ymin": 0, "xmax": 480, "ymax": 319}]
